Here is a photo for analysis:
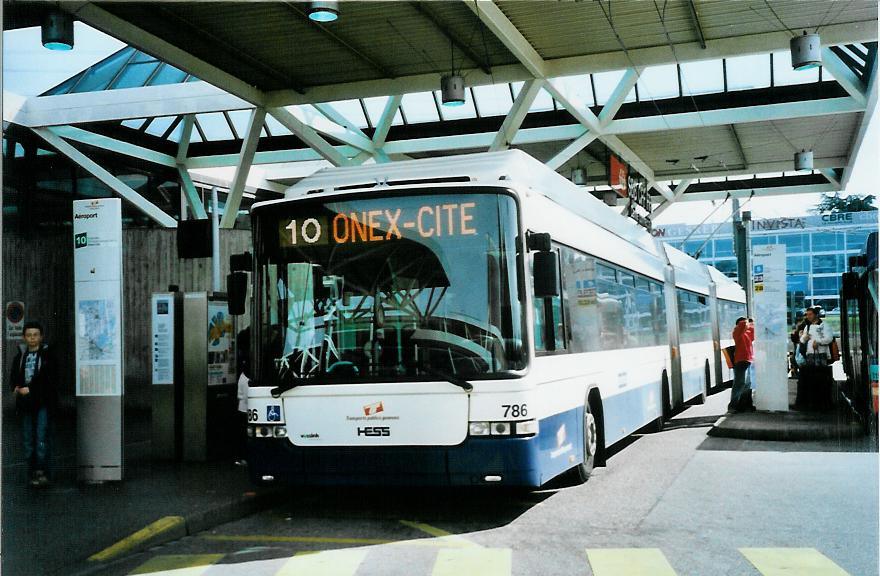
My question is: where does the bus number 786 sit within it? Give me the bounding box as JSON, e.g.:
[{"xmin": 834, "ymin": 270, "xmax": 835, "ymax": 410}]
[{"xmin": 502, "ymin": 404, "xmax": 527, "ymax": 418}]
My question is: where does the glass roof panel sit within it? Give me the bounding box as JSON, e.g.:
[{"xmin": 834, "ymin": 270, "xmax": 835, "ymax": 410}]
[
  {"xmin": 166, "ymin": 121, "xmax": 185, "ymax": 143},
  {"xmin": 401, "ymin": 92, "xmax": 440, "ymax": 123},
  {"xmin": 773, "ymin": 51, "xmax": 819, "ymax": 85},
  {"xmin": 593, "ymin": 70, "xmax": 636, "ymax": 105},
  {"xmin": 189, "ymin": 126, "xmax": 203, "ymax": 143},
  {"xmin": 111, "ymin": 61, "xmax": 160, "ymax": 89},
  {"xmin": 145, "ymin": 116, "xmax": 176, "ymax": 138},
  {"xmin": 363, "ymin": 97, "xmax": 403, "ymax": 127},
  {"xmin": 510, "ymin": 83, "xmax": 555, "ymax": 112},
  {"xmin": 149, "ymin": 64, "xmax": 189, "ymax": 86},
  {"xmin": 434, "ymin": 90, "xmax": 477, "ymax": 120},
  {"xmin": 680, "ymin": 60, "xmax": 725, "ymax": 96},
  {"xmin": 43, "ymin": 72, "xmax": 84, "ymax": 96},
  {"xmin": 131, "ymin": 51, "xmax": 159, "ymax": 64},
  {"xmin": 121, "ymin": 118, "xmax": 147, "ymax": 130},
  {"xmin": 227, "ymin": 110, "xmax": 253, "ymax": 138},
  {"xmin": 264, "ymin": 112, "xmax": 293, "ymax": 136},
  {"xmin": 14, "ymin": 142, "xmax": 25, "ymax": 158},
  {"xmin": 196, "ymin": 112, "xmax": 235, "ymax": 141},
  {"xmin": 471, "ymin": 83, "xmax": 514, "ymax": 116},
  {"xmin": 71, "ymin": 47, "xmax": 135, "ymax": 93},
  {"xmin": 549, "ymin": 75, "xmax": 594, "ymax": 108},
  {"xmin": 636, "ymin": 64, "xmax": 679, "ymax": 100},
  {"xmin": 726, "ymin": 54, "xmax": 771, "ymax": 91},
  {"xmin": 322, "ymin": 100, "xmax": 370, "ymax": 129}
]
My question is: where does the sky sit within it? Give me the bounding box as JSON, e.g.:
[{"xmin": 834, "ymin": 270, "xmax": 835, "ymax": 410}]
[{"xmin": 4, "ymin": 23, "xmax": 878, "ymax": 227}]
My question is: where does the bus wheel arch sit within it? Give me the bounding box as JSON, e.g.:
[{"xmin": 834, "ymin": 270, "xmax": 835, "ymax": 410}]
[{"xmin": 586, "ymin": 388, "xmax": 606, "ymax": 468}]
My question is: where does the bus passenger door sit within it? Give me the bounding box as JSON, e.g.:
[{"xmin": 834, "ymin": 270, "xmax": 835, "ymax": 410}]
[{"xmin": 708, "ymin": 283, "xmax": 722, "ymax": 390}]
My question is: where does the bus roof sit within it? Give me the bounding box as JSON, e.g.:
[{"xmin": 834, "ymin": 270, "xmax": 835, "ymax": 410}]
[{"xmin": 707, "ymin": 265, "xmax": 747, "ymax": 303}]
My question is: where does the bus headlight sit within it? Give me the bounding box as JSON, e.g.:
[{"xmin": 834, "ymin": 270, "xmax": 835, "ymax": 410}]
[
  {"xmin": 247, "ymin": 426, "xmax": 255, "ymax": 438},
  {"xmin": 273, "ymin": 426, "xmax": 288, "ymax": 438},
  {"xmin": 513, "ymin": 419, "xmax": 539, "ymax": 436},
  {"xmin": 491, "ymin": 422, "xmax": 512, "ymax": 435},
  {"xmin": 469, "ymin": 422, "xmax": 491, "ymax": 436}
]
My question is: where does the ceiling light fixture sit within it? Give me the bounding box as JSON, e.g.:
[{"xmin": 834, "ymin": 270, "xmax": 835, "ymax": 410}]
[
  {"xmin": 791, "ymin": 31, "xmax": 821, "ymax": 71},
  {"xmin": 42, "ymin": 10, "xmax": 74, "ymax": 51},
  {"xmin": 441, "ymin": 38, "xmax": 465, "ymax": 106},
  {"xmin": 571, "ymin": 167, "xmax": 587, "ymax": 186},
  {"xmin": 308, "ymin": 1, "xmax": 339, "ymax": 23}
]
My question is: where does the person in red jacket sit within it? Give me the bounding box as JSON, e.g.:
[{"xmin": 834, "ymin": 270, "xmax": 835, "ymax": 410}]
[{"xmin": 729, "ymin": 316, "xmax": 756, "ymax": 412}]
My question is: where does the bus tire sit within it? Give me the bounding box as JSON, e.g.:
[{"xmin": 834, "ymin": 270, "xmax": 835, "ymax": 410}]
[
  {"xmin": 651, "ymin": 371, "xmax": 671, "ymax": 432},
  {"xmin": 567, "ymin": 393, "xmax": 604, "ymax": 485},
  {"xmin": 692, "ymin": 361, "xmax": 709, "ymax": 405}
]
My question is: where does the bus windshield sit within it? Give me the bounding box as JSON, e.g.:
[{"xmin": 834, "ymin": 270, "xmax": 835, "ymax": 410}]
[{"xmin": 253, "ymin": 191, "xmax": 525, "ymax": 386}]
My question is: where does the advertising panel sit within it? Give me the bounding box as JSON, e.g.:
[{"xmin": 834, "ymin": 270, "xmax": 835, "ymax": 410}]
[{"xmin": 752, "ymin": 244, "xmax": 789, "ymax": 411}]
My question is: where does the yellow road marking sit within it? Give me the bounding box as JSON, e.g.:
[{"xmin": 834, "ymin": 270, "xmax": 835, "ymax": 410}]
[
  {"xmin": 740, "ymin": 548, "xmax": 851, "ymax": 576},
  {"xmin": 586, "ymin": 548, "xmax": 677, "ymax": 576},
  {"xmin": 202, "ymin": 534, "xmax": 394, "ymax": 545},
  {"xmin": 399, "ymin": 520, "xmax": 480, "ymax": 548},
  {"xmin": 89, "ymin": 516, "xmax": 185, "ymax": 562},
  {"xmin": 275, "ymin": 549, "xmax": 367, "ymax": 576},
  {"xmin": 128, "ymin": 554, "xmax": 223, "ymax": 575},
  {"xmin": 431, "ymin": 548, "xmax": 511, "ymax": 576}
]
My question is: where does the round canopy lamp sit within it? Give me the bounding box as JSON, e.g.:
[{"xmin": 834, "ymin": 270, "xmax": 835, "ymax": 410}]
[
  {"xmin": 441, "ymin": 74, "xmax": 465, "ymax": 107},
  {"xmin": 308, "ymin": 1, "xmax": 339, "ymax": 22},
  {"xmin": 790, "ymin": 31, "xmax": 821, "ymax": 71},
  {"xmin": 794, "ymin": 149, "xmax": 814, "ymax": 171},
  {"xmin": 42, "ymin": 10, "xmax": 74, "ymax": 51}
]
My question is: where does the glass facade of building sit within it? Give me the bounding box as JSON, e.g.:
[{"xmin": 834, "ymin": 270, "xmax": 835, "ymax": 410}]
[{"xmin": 655, "ymin": 211, "xmax": 878, "ymax": 331}]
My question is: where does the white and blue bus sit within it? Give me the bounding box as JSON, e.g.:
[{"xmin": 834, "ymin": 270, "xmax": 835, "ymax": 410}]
[{"xmin": 237, "ymin": 151, "xmax": 745, "ymax": 487}]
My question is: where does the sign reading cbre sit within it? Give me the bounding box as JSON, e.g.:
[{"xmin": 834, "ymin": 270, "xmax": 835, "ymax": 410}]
[{"xmin": 280, "ymin": 202, "xmax": 479, "ymax": 247}]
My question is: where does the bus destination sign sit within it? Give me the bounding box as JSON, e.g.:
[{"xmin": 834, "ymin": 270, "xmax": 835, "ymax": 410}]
[{"xmin": 279, "ymin": 201, "xmax": 479, "ymax": 248}]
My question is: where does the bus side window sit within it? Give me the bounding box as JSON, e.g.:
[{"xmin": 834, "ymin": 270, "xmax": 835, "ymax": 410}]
[{"xmin": 533, "ymin": 250, "xmax": 566, "ymax": 352}]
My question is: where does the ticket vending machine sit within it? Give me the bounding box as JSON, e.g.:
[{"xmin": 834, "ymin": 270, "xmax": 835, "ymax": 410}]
[{"xmin": 151, "ymin": 291, "xmax": 237, "ymax": 461}]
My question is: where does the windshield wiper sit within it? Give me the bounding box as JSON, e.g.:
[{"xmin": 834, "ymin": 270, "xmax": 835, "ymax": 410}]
[
  {"xmin": 270, "ymin": 377, "xmax": 314, "ymax": 398},
  {"xmin": 421, "ymin": 368, "xmax": 473, "ymax": 392}
]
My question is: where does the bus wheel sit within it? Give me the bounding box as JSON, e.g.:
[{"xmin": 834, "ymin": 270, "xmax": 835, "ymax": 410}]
[
  {"xmin": 567, "ymin": 396, "xmax": 603, "ymax": 485},
  {"xmin": 693, "ymin": 362, "xmax": 709, "ymax": 405},
  {"xmin": 651, "ymin": 372, "xmax": 670, "ymax": 432}
]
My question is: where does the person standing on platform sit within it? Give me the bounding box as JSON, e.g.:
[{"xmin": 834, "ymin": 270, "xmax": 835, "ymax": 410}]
[
  {"xmin": 235, "ymin": 326, "xmax": 251, "ymax": 466},
  {"xmin": 9, "ymin": 321, "xmax": 58, "ymax": 486},
  {"xmin": 729, "ymin": 317, "xmax": 756, "ymax": 412},
  {"xmin": 799, "ymin": 307, "xmax": 834, "ymax": 411}
]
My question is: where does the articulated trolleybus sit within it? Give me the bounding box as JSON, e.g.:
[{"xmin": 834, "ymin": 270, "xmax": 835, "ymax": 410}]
[{"xmin": 236, "ymin": 151, "xmax": 745, "ymax": 488}]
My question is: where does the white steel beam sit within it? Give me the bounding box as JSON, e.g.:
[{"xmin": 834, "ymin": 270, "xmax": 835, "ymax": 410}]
[
  {"xmin": 269, "ymin": 107, "xmax": 355, "ymax": 168},
  {"xmin": 262, "ymin": 21, "xmax": 877, "ymax": 107},
  {"xmin": 177, "ymin": 165, "xmax": 208, "ymax": 220},
  {"xmin": 675, "ymin": 182, "xmax": 836, "ymax": 202},
  {"xmin": 2, "ymin": 91, "xmax": 27, "ymax": 124},
  {"xmin": 657, "ymin": 156, "xmax": 849, "ymax": 181},
  {"xmin": 841, "ymin": 45, "xmax": 878, "ymax": 191},
  {"xmin": 32, "ymin": 127, "xmax": 177, "ymax": 227},
  {"xmin": 821, "ymin": 47, "xmax": 868, "ymax": 106},
  {"xmin": 176, "ymin": 114, "xmax": 195, "ymax": 162},
  {"xmin": 545, "ymin": 129, "xmax": 598, "ymax": 170},
  {"xmin": 65, "ymin": 2, "xmax": 265, "ymax": 105},
  {"xmin": 544, "ymin": 79, "xmax": 603, "ymax": 134},
  {"xmin": 819, "ymin": 168, "xmax": 842, "ymax": 188},
  {"xmin": 464, "ymin": 0, "xmax": 547, "ymax": 79},
  {"xmin": 49, "ymin": 125, "xmax": 178, "ymax": 167},
  {"xmin": 10, "ymin": 83, "xmax": 250, "ymax": 127},
  {"xmin": 489, "ymin": 79, "xmax": 543, "ymax": 151},
  {"xmin": 606, "ymin": 97, "xmax": 864, "ymax": 134},
  {"xmin": 220, "ymin": 107, "xmax": 266, "ymax": 229},
  {"xmin": 652, "ymin": 178, "xmax": 693, "ymax": 218},
  {"xmin": 598, "ymin": 68, "xmax": 641, "ymax": 127},
  {"xmin": 287, "ymin": 106, "xmax": 375, "ymax": 152},
  {"xmin": 373, "ymin": 95, "xmax": 403, "ymax": 148}
]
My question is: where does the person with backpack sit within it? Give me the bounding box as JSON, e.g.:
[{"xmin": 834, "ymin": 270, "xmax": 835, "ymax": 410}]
[{"xmin": 799, "ymin": 306, "xmax": 834, "ymax": 411}]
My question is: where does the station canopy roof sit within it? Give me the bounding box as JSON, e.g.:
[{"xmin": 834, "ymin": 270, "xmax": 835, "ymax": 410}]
[{"xmin": 3, "ymin": 0, "xmax": 878, "ymax": 228}]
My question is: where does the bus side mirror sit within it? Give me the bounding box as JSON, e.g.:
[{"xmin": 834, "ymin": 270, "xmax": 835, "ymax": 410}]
[
  {"xmin": 227, "ymin": 271, "xmax": 248, "ymax": 315},
  {"xmin": 533, "ymin": 251, "xmax": 559, "ymax": 298}
]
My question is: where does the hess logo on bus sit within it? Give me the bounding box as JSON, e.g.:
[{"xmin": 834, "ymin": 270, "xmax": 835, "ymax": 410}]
[
  {"xmin": 279, "ymin": 202, "xmax": 478, "ymax": 247},
  {"xmin": 357, "ymin": 426, "xmax": 391, "ymax": 437}
]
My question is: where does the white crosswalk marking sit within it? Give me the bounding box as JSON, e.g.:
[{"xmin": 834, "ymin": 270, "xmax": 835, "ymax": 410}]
[
  {"xmin": 431, "ymin": 547, "xmax": 511, "ymax": 576},
  {"xmin": 586, "ymin": 548, "xmax": 678, "ymax": 576},
  {"xmin": 740, "ymin": 548, "xmax": 851, "ymax": 576},
  {"xmin": 274, "ymin": 549, "xmax": 368, "ymax": 576}
]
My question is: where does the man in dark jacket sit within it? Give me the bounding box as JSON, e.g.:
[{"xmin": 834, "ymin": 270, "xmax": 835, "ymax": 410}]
[{"xmin": 10, "ymin": 321, "xmax": 57, "ymax": 486}]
